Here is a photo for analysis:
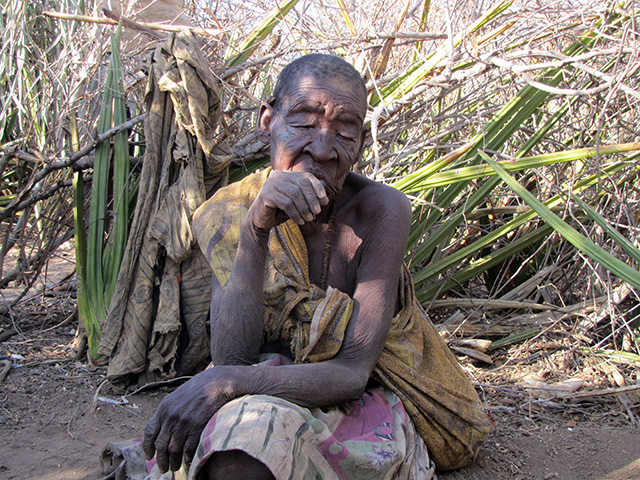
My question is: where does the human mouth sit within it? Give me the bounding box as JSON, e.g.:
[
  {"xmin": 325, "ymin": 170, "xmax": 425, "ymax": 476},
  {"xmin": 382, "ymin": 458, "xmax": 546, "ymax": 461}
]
[{"xmin": 308, "ymin": 170, "xmax": 326, "ymax": 183}]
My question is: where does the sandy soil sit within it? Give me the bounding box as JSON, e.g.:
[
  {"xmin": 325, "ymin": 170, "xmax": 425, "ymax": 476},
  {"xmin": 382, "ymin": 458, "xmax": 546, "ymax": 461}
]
[
  {"xmin": 1, "ymin": 324, "xmax": 638, "ymax": 480},
  {"xmin": 1, "ymin": 247, "xmax": 639, "ymax": 480}
]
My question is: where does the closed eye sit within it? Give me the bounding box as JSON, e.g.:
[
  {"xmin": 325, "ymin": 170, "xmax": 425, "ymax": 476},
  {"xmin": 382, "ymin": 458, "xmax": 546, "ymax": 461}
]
[
  {"xmin": 289, "ymin": 122, "xmax": 316, "ymax": 131},
  {"xmin": 337, "ymin": 130, "xmax": 356, "ymax": 142}
]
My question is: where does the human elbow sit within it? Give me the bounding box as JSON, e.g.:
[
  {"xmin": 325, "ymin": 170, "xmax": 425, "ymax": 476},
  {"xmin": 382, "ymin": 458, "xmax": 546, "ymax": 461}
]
[{"xmin": 340, "ymin": 366, "xmax": 370, "ymax": 401}]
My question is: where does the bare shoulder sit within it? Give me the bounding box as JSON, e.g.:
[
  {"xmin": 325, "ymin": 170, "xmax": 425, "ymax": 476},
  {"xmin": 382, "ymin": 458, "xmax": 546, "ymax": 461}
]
[{"xmin": 344, "ymin": 172, "xmax": 412, "ymax": 229}]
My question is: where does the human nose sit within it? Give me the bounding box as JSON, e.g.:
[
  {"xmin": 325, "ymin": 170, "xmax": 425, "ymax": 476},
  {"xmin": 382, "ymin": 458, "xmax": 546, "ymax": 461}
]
[{"xmin": 303, "ymin": 129, "xmax": 337, "ymax": 163}]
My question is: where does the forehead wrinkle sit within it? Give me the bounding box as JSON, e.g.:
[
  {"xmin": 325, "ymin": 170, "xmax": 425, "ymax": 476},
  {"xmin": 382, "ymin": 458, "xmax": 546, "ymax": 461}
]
[
  {"xmin": 284, "ymin": 97, "xmax": 364, "ymax": 126},
  {"xmin": 281, "ymin": 77, "xmax": 366, "ymax": 122},
  {"xmin": 286, "ymin": 98, "xmax": 325, "ymax": 115}
]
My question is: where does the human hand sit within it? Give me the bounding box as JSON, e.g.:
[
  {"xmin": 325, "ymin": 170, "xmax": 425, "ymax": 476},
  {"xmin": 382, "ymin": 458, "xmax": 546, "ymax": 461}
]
[
  {"xmin": 248, "ymin": 170, "xmax": 329, "ymax": 230},
  {"xmin": 142, "ymin": 368, "xmax": 235, "ymax": 472}
]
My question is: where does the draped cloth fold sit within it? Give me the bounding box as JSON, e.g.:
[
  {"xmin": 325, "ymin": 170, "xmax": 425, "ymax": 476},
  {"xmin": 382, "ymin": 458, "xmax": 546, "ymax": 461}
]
[
  {"xmin": 98, "ymin": 31, "xmax": 232, "ymax": 388},
  {"xmin": 191, "ymin": 169, "xmax": 492, "ymax": 471}
]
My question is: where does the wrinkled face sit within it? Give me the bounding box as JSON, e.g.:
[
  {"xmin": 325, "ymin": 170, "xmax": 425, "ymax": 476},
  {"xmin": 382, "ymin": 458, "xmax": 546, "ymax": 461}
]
[{"xmin": 258, "ymin": 73, "xmax": 367, "ymax": 201}]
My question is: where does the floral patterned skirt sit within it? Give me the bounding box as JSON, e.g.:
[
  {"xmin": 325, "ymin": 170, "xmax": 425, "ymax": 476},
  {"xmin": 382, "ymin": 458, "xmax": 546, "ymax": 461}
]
[
  {"xmin": 188, "ymin": 387, "xmax": 435, "ymax": 480},
  {"xmin": 187, "ymin": 354, "xmax": 435, "ymax": 480},
  {"xmin": 102, "ymin": 354, "xmax": 436, "ymax": 480}
]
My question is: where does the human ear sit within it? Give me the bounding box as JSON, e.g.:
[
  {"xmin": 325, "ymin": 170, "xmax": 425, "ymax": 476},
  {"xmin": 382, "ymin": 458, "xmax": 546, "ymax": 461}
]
[{"xmin": 257, "ymin": 102, "xmax": 274, "ymax": 143}]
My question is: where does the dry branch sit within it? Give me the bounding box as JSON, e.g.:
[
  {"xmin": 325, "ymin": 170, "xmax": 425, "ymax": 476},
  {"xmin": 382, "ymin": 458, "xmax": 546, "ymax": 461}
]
[
  {"xmin": 565, "ymin": 384, "xmax": 640, "ymax": 400},
  {"xmin": 429, "ymin": 298, "xmax": 560, "ymax": 311},
  {"xmin": 43, "ymin": 10, "xmax": 221, "ymax": 37},
  {"xmin": 577, "ymin": 283, "xmax": 633, "ymax": 333},
  {"xmin": 101, "ymin": 8, "xmax": 164, "ymax": 40},
  {"xmin": 0, "ymin": 230, "xmax": 74, "ymax": 289},
  {"xmin": 0, "ymin": 114, "xmax": 144, "ymax": 223},
  {"xmin": 3, "ymin": 178, "xmax": 76, "ymax": 220}
]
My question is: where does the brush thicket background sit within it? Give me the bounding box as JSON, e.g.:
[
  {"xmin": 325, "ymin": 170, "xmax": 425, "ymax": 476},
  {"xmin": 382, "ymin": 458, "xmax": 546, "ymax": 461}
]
[{"xmin": 1, "ymin": 0, "xmax": 639, "ymax": 407}]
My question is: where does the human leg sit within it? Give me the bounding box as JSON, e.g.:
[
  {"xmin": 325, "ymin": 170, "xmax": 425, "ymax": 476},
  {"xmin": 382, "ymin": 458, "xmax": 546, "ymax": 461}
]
[{"xmin": 199, "ymin": 450, "xmax": 274, "ymax": 480}]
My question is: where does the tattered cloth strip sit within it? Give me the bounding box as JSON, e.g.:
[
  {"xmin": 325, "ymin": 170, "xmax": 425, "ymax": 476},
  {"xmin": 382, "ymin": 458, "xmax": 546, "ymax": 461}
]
[
  {"xmin": 98, "ymin": 31, "xmax": 232, "ymax": 389},
  {"xmin": 192, "ymin": 170, "xmax": 493, "ymax": 471}
]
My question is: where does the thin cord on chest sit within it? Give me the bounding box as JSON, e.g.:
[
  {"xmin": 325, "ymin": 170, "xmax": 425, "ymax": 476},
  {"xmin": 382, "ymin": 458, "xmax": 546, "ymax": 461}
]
[{"xmin": 319, "ymin": 196, "xmax": 339, "ymax": 291}]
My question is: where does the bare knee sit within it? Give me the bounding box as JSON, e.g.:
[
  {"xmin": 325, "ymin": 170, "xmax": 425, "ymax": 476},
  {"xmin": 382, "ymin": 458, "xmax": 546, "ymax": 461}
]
[{"xmin": 199, "ymin": 450, "xmax": 275, "ymax": 480}]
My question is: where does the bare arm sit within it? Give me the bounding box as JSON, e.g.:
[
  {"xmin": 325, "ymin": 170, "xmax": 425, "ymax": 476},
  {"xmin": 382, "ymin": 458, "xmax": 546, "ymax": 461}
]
[
  {"xmin": 237, "ymin": 186, "xmax": 414, "ymax": 406},
  {"xmin": 209, "ymin": 219, "xmax": 269, "ymax": 365},
  {"xmin": 210, "ymin": 169, "xmax": 328, "ymax": 365}
]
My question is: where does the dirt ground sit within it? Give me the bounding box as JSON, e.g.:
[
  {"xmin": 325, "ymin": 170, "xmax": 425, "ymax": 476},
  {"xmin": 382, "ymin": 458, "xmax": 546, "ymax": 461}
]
[
  {"xmin": 2, "ymin": 309, "xmax": 638, "ymax": 480},
  {"xmin": 1, "ymin": 247, "xmax": 639, "ymax": 480}
]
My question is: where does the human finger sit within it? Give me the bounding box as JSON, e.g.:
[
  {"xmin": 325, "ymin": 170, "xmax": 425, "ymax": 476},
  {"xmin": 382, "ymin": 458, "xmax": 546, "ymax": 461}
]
[
  {"xmin": 183, "ymin": 432, "xmax": 201, "ymax": 469},
  {"xmin": 143, "ymin": 414, "xmax": 161, "ymax": 460},
  {"xmin": 259, "ymin": 172, "xmax": 327, "ymax": 225},
  {"xmin": 297, "ymin": 174, "xmax": 327, "ymax": 216},
  {"xmin": 168, "ymin": 430, "xmax": 187, "ymax": 472},
  {"xmin": 305, "ymin": 173, "xmax": 329, "ymax": 206},
  {"xmin": 153, "ymin": 423, "xmax": 172, "ymax": 473},
  {"xmin": 279, "ymin": 174, "xmax": 330, "ymax": 222},
  {"xmin": 267, "ymin": 190, "xmax": 310, "ymax": 225}
]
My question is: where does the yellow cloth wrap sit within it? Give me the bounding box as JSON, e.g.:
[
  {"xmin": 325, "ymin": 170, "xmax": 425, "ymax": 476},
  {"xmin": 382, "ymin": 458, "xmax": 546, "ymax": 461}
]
[{"xmin": 192, "ymin": 170, "xmax": 492, "ymax": 471}]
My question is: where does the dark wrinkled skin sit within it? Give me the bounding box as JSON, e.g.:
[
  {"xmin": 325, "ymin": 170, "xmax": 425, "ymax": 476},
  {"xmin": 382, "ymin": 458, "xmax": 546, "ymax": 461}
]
[{"xmin": 143, "ymin": 73, "xmax": 412, "ymax": 479}]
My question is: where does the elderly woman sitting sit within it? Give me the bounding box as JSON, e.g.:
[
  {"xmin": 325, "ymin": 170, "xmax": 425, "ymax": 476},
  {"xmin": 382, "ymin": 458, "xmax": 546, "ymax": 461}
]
[{"xmin": 142, "ymin": 53, "xmax": 491, "ymax": 480}]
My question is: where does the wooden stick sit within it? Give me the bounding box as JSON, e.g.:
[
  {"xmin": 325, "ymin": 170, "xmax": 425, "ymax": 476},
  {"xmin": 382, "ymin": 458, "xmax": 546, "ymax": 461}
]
[
  {"xmin": 124, "ymin": 375, "xmax": 193, "ymax": 396},
  {"xmin": 101, "ymin": 8, "xmax": 164, "ymax": 40},
  {"xmin": 0, "ymin": 114, "xmax": 144, "ymax": 223},
  {"xmin": 43, "ymin": 11, "xmax": 447, "ymax": 43},
  {"xmin": 43, "ymin": 10, "xmax": 119, "ymax": 26},
  {"xmin": 372, "ymin": 31, "xmax": 447, "ymax": 40},
  {"xmin": 429, "ymin": 298, "xmax": 561, "ymax": 311},
  {"xmin": 43, "ymin": 10, "xmax": 222, "ymax": 37},
  {"xmin": 565, "ymin": 384, "xmax": 640, "ymax": 400}
]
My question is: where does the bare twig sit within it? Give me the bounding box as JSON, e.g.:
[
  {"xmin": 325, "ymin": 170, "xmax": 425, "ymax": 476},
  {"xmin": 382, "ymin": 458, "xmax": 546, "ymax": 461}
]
[
  {"xmin": 565, "ymin": 384, "xmax": 640, "ymax": 400},
  {"xmin": 0, "ymin": 360, "xmax": 10, "ymax": 383},
  {"xmin": 23, "ymin": 357, "xmax": 73, "ymax": 368},
  {"xmin": 0, "ymin": 114, "xmax": 143, "ymax": 223},
  {"xmin": 0, "ymin": 229, "xmax": 74, "ymax": 289},
  {"xmin": 123, "ymin": 375, "xmax": 194, "ymax": 396},
  {"xmin": 41, "ymin": 309, "xmax": 77, "ymax": 333},
  {"xmin": 101, "ymin": 8, "xmax": 165, "ymax": 41},
  {"xmin": 429, "ymin": 298, "xmax": 560, "ymax": 311},
  {"xmin": 92, "ymin": 379, "xmax": 110, "ymax": 412},
  {"xmin": 43, "ymin": 10, "xmax": 221, "ymax": 37},
  {"xmin": 2, "ymin": 178, "xmax": 75, "ymax": 219}
]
